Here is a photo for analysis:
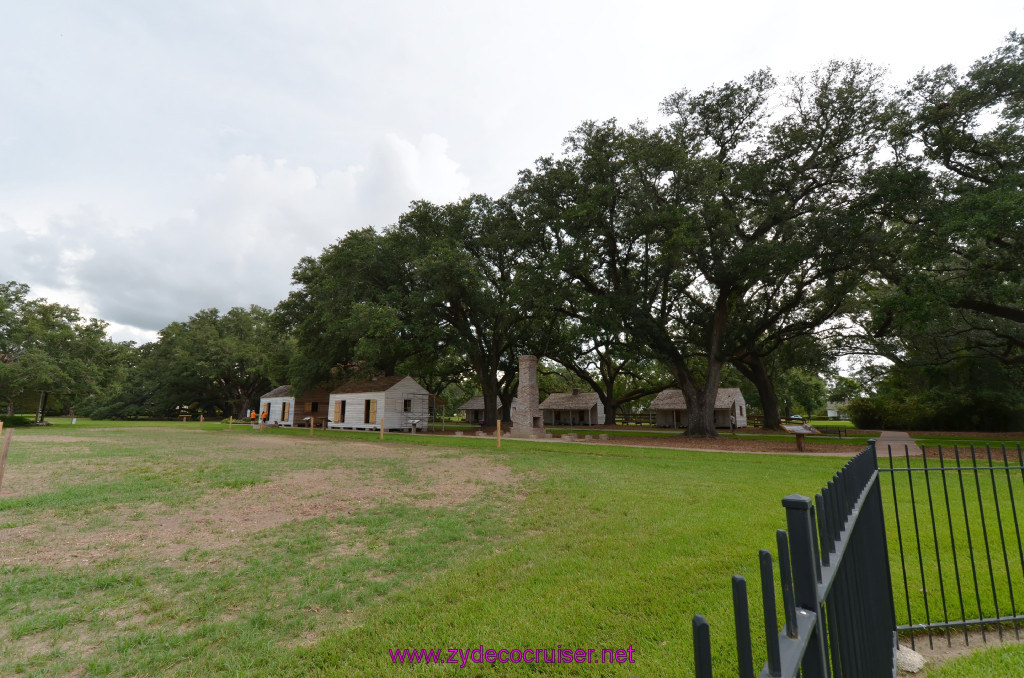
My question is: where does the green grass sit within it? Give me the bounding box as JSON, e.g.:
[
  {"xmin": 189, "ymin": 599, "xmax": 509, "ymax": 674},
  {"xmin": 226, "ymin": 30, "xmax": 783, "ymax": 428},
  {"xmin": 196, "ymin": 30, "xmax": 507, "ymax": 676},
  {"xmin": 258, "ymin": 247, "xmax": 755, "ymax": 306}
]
[
  {"xmin": 6, "ymin": 423, "xmax": 1020, "ymax": 676},
  {"xmin": 0, "ymin": 425, "xmax": 847, "ymax": 676},
  {"xmin": 880, "ymin": 451, "xmax": 1024, "ymax": 643},
  {"xmin": 803, "ymin": 419, "xmax": 855, "ymax": 428}
]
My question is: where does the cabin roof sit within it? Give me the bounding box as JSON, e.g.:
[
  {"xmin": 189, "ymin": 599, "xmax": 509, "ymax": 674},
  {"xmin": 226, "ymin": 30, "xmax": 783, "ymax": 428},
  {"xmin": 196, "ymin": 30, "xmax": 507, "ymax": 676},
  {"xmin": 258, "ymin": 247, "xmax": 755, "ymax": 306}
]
[
  {"xmin": 261, "ymin": 385, "xmax": 292, "ymax": 398},
  {"xmin": 331, "ymin": 375, "xmax": 412, "ymax": 395},
  {"xmin": 538, "ymin": 391, "xmax": 601, "ymax": 410},
  {"xmin": 649, "ymin": 388, "xmax": 744, "ymax": 410}
]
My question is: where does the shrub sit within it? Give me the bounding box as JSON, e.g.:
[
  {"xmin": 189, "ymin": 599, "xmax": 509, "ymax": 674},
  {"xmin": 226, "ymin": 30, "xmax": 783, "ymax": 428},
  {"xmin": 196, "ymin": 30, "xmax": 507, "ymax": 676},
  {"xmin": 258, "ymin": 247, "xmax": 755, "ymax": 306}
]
[{"xmin": 0, "ymin": 415, "xmax": 33, "ymax": 428}]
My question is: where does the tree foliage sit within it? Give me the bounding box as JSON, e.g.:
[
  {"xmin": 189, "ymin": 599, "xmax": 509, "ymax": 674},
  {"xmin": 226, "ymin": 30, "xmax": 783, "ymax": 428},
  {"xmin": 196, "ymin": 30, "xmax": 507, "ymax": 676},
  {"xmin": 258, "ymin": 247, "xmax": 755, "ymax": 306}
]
[
  {"xmin": 12, "ymin": 37, "xmax": 1024, "ymax": 432},
  {"xmin": 516, "ymin": 61, "xmax": 890, "ymax": 436},
  {"xmin": 0, "ymin": 281, "xmax": 124, "ymax": 418}
]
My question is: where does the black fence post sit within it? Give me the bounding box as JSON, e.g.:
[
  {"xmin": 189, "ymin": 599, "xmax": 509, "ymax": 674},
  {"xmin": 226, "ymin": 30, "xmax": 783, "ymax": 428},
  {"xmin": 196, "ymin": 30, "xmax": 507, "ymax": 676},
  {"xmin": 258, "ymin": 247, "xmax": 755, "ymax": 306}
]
[
  {"xmin": 693, "ymin": 614, "xmax": 713, "ymax": 678},
  {"xmin": 783, "ymin": 494, "xmax": 830, "ymax": 678}
]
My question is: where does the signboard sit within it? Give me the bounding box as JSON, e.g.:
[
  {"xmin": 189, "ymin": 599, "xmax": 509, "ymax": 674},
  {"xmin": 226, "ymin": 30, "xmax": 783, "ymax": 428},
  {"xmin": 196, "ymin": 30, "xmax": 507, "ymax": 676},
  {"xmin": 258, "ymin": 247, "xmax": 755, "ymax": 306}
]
[{"xmin": 781, "ymin": 424, "xmax": 820, "ymax": 435}]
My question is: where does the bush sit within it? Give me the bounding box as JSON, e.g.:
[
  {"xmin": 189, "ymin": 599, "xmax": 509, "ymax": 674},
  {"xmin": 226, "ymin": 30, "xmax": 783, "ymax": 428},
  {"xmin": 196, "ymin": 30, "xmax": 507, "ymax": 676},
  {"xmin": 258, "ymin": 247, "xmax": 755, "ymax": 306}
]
[
  {"xmin": 847, "ymin": 398, "xmax": 888, "ymax": 430},
  {"xmin": 849, "ymin": 389, "xmax": 1024, "ymax": 432}
]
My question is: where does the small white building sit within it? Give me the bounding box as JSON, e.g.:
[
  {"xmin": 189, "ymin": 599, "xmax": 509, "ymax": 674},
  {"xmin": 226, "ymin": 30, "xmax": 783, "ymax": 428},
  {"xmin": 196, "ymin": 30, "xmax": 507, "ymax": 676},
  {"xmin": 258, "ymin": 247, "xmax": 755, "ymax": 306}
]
[
  {"xmin": 539, "ymin": 389, "xmax": 604, "ymax": 426},
  {"xmin": 650, "ymin": 388, "xmax": 748, "ymax": 428},
  {"xmin": 328, "ymin": 375, "xmax": 430, "ymax": 432},
  {"xmin": 458, "ymin": 396, "xmax": 518, "ymax": 423},
  {"xmin": 259, "ymin": 386, "xmax": 331, "ymax": 427}
]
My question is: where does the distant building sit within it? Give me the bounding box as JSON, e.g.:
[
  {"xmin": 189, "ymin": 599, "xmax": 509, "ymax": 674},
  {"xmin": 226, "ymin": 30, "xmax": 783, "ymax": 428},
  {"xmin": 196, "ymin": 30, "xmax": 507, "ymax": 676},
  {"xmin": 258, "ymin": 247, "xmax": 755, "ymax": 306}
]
[
  {"xmin": 650, "ymin": 388, "xmax": 747, "ymax": 428},
  {"xmin": 826, "ymin": 401, "xmax": 849, "ymax": 420},
  {"xmin": 538, "ymin": 389, "xmax": 604, "ymax": 426},
  {"xmin": 458, "ymin": 396, "xmax": 517, "ymax": 423}
]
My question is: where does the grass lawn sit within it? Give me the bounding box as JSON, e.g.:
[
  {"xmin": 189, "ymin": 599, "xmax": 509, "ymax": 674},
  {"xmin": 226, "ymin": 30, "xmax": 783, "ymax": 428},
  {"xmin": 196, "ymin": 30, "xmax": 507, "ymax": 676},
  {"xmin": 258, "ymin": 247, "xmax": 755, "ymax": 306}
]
[
  {"xmin": 924, "ymin": 643, "xmax": 1024, "ymax": 677},
  {"xmin": 806, "ymin": 419, "xmax": 855, "ymax": 428},
  {"xmin": 881, "ymin": 448, "xmax": 1024, "ymax": 633},
  {"xmin": 0, "ymin": 425, "xmax": 847, "ymax": 676}
]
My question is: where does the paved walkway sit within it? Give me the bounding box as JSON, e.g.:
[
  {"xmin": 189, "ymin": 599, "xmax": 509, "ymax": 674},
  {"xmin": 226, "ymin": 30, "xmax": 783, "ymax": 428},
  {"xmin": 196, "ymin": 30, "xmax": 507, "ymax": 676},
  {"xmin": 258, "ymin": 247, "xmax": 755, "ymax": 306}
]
[{"xmin": 873, "ymin": 431, "xmax": 922, "ymax": 458}]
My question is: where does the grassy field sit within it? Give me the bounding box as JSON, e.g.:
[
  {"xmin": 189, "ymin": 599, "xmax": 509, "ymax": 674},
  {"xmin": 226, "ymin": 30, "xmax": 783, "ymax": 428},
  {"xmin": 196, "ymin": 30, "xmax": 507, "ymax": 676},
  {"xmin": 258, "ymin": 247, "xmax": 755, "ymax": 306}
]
[
  {"xmin": 924, "ymin": 643, "xmax": 1024, "ymax": 676},
  {"xmin": 0, "ymin": 424, "xmax": 849, "ymax": 676},
  {"xmin": 5, "ymin": 422, "xmax": 1023, "ymax": 675},
  {"xmin": 881, "ymin": 448, "xmax": 1024, "ymax": 636}
]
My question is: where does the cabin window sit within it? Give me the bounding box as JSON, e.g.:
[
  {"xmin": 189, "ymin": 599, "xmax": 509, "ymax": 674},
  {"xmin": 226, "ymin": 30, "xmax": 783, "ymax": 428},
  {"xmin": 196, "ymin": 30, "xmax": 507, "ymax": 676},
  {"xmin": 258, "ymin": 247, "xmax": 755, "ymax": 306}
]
[
  {"xmin": 364, "ymin": 399, "xmax": 377, "ymax": 424},
  {"xmin": 281, "ymin": 402, "xmax": 290, "ymax": 420},
  {"xmin": 739, "ymin": 406, "xmax": 744, "ymax": 416},
  {"xmin": 262, "ymin": 403, "xmax": 270, "ymax": 415},
  {"xmin": 403, "ymin": 399, "xmax": 412, "ymax": 413},
  {"xmin": 304, "ymin": 402, "xmax": 312, "ymax": 414}
]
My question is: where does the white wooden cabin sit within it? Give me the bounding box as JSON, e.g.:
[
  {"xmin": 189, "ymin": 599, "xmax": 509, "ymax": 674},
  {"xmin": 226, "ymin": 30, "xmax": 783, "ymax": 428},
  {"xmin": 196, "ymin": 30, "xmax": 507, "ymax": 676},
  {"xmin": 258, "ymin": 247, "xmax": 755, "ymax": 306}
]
[
  {"xmin": 328, "ymin": 375, "xmax": 430, "ymax": 432},
  {"xmin": 259, "ymin": 386, "xmax": 331, "ymax": 426},
  {"xmin": 539, "ymin": 389, "xmax": 604, "ymax": 426},
  {"xmin": 259, "ymin": 385, "xmax": 295, "ymax": 426},
  {"xmin": 650, "ymin": 388, "xmax": 747, "ymax": 428}
]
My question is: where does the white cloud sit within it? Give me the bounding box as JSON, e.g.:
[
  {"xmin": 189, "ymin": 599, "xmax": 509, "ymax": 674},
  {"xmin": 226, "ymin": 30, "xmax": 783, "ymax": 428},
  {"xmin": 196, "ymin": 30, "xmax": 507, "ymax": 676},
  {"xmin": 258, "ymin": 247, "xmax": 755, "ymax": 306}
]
[
  {"xmin": 0, "ymin": 0, "xmax": 1019, "ymax": 343},
  {"xmin": 1, "ymin": 133, "xmax": 472, "ymax": 337}
]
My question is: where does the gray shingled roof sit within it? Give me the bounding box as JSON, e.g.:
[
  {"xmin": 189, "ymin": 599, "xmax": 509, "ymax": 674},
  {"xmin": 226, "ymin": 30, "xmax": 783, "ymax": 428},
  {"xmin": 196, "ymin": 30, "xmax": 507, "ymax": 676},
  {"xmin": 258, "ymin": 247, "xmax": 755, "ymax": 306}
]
[
  {"xmin": 261, "ymin": 385, "xmax": 293, "ymax": 398},
  {"xmin": 331, "ymin": 375, "xmax": 410, "ymax": 395},
  {"xmin": 459, "ymin": 396, "xmax": 485, "ymax": 410},
  {"xmin": 458, "ymin": 396, "xmax": 518, "ymax": 411},
  {"xmin": 539, "ymin": 391, "xmax": 600, "ymax": 410},
  {"xmin": 649, "ymin": 388, "xmax": 743, "ymax": 410}
]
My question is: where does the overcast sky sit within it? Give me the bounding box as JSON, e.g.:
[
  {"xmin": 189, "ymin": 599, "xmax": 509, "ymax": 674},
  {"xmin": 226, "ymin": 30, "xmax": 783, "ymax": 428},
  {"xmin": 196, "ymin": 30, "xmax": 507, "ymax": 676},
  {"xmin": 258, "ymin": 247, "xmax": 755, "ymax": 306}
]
[{"xmin": 2, "ymin": 1, "xmax": 1020, "ymax": 343}]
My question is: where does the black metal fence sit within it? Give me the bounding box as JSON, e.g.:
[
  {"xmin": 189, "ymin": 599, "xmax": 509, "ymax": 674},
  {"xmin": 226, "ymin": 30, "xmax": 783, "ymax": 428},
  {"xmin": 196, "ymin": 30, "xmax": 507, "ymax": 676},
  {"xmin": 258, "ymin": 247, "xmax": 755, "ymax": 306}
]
[
  {"xmin": 880, "ymin": 442, "xmax": 1024, "ymax": 650},
  {"xmin": 692, "ymin": 442, "xmax": 897, "ymax": 677}
]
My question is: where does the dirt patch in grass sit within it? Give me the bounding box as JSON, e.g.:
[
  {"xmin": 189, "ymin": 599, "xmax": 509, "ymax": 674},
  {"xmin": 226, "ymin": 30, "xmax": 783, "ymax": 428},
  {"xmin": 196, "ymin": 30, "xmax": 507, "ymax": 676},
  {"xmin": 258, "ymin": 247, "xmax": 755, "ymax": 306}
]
[
  {"xmin": 0, "ymin": 446, "xmax": 518, "ymax": 569},
  {"xmin": 902, "ymin": 629, "xmax": 1024, "ymax": 674},
  {"xmin": 0, "ymin": 466, "xmax": 54, "ymax": 499},
  {"xmin": 8, "ymin": 435, "xmax": 119, "ymax": 444},
  {"xmin": 0, "ymin": 457, "xmax": 135, "ymax": 501}
]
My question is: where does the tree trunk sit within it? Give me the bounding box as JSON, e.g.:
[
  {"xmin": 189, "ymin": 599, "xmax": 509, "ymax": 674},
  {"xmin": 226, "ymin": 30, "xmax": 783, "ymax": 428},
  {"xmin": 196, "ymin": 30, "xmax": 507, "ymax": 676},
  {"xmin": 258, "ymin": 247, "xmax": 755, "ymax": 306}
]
[
  {"xmin": 675, "ymin": 360, "xmax": 724, "ymax": 438},
  {"xmin": 498, "ymin": 391, "xmax": 514, "ymax": 423},
  {"xmin": 682, "ymin": 388, "xmax": 719, "ymax": 437},
  {"xmin": 602, "ymin": 397, "xmax": 617, "ymax": 425},
  {"xmin": 479, "ymin": 375, "xmax": 500, "ymax": 427},
  {"xmin": 680, "ymin": 299, "xmax": 731, "ymax": 437},
  {"xmin": 36, "ymin": 391, "xmax": 49, "ymax": 423},
  {"xmin": 733, "ymin": 355, "xmax": 782, "ymax": 430}
]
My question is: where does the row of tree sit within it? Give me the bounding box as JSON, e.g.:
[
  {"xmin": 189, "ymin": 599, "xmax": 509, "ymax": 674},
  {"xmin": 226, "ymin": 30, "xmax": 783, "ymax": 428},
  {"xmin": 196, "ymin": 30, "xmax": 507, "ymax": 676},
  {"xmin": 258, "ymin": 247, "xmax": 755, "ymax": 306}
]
[
  {"xmin": 277, "ymin": 36, "xmax": 1023, "ymax": 434},
  {"xmin": 3, "ymin": 35, "xmax": 1021, "ymax": 432}
]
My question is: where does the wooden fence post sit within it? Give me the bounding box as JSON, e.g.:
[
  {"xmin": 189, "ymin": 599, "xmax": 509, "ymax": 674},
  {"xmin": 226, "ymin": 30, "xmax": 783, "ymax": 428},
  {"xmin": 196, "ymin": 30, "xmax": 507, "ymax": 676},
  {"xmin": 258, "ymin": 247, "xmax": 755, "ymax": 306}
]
[{"xmin": 0, "ymin": 430, "xmax": 12, "ymax": 493}]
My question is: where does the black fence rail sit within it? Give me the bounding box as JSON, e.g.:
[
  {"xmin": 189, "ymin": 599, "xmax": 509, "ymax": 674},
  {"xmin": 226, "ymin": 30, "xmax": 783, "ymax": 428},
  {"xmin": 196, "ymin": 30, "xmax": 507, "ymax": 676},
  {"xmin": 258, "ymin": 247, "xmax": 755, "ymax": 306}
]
[
  {"xmin": 879, "ymin": 442, "xmax": 1024, "ymax": 650},
  {"xmin": 692, "ymin": 442, "xmax": 897, "ymax": 677}
]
